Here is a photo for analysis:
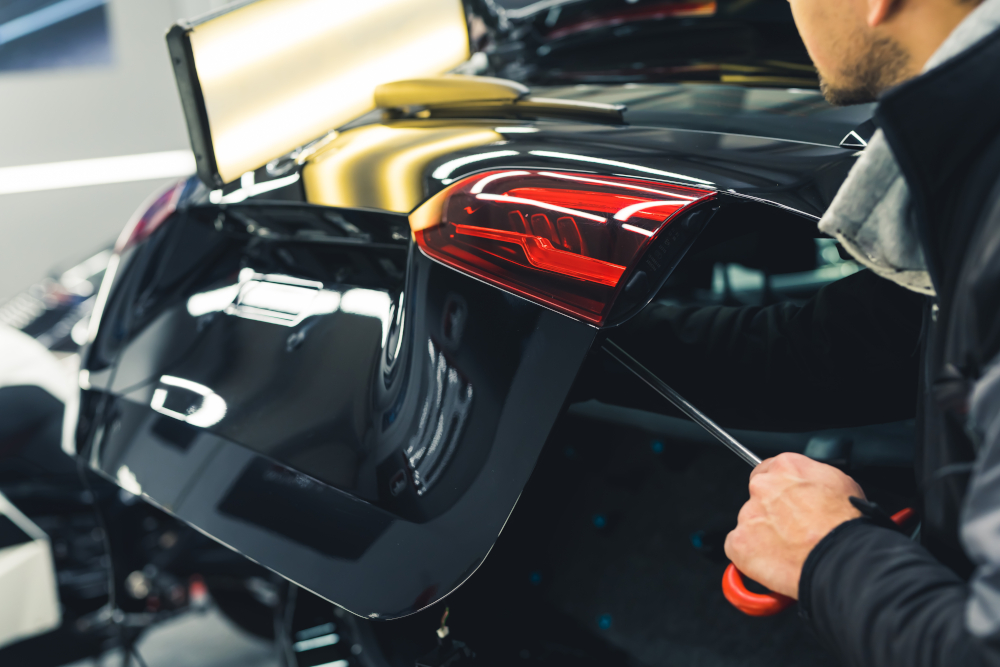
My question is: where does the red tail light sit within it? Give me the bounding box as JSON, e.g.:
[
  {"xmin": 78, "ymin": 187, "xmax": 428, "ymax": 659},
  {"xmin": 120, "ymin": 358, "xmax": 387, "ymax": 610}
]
[
  {"xmin": 115, "ymin": 178, "xmax": 188, "ymax": 252},
  {"xmin": 410, "ymin": 170, "xmax": 715, "ymax": 325}
]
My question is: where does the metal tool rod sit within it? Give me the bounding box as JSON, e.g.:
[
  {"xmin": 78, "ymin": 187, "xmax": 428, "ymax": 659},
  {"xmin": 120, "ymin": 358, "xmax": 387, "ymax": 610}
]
[{"xmin": 602, "ymin": 340, "xmax": 762, "ymax": 468}]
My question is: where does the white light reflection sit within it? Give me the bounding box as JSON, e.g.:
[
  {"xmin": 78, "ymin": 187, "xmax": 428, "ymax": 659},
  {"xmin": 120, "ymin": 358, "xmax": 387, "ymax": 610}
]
[
  {"xmin": 537, "ymin": 171, "xmax": 699, "ymax": 199},
  {"xmin": 529, "ymin": 151, "xmax": 715, "ymax": 186},
  {"xmin": 238, "ymin": 280, "xmax": 323, "ymax": 318},
  {"xmin": 494, "ymin": 126, "xmax": 539, "ymax": 133},
  {"xmin": 86, "ymin": 253, "xmax": 120, "ymax": 344},
  {"xmin": 116, "ymin": 465, "xmax": 142, "ymax": 496},
  {"xmin": 475, "ymin": 193, "xmax": 606, "ymax": 223},
  {"xmin": 431, "ymin": 150, "xmax": 519, "ymax": 180},
  {"xmin": 469, "ymin": 170, "xmax": 530, "ymax": 194},
  {"xmin": 292, "ymin": 633, "xmax": 340, "ymax": 652},
  {"xmin": 621, "ymin": 223, "xmax": 654, "ymax": 237},
  {"xmin": 187, "ymin": 284, "xmax": 241, "ymax": 317},
  {"xmin": 390, "ymin": 292, "xmax": 406, "ymax": 362},
  {"xmin": 208, "ymin": 171, "xmax": 301, "ymax": 204},
  {"xmin": 613, "ymin": 200, "xmax": 687, "ymax": 221},
  {"xmin": 185, "ymin": 273, "xmax": 393, "ymax": 344},
  {"xmin": 151, "ymin": 376, "xmax": 228, "ymax": 428}
]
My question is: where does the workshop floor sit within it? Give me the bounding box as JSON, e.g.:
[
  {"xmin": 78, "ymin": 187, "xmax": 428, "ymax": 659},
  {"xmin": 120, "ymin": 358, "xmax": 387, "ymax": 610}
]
[
  {"xmin": 537, "ymin": 415, "xmax": 838, "ymax": 666},
  {"xmin": 62, "ymin": 607, "xmax": 279, "ymax": 667},
  {"xmin": 380, "ymin": 410, "xmax": 842, "ymax": 667}
]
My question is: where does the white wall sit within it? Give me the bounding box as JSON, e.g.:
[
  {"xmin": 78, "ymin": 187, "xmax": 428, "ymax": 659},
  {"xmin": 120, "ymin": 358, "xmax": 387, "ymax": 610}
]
[{"xmin": 0, "ymin": 0, "xmax": 230, "ymax": 302}]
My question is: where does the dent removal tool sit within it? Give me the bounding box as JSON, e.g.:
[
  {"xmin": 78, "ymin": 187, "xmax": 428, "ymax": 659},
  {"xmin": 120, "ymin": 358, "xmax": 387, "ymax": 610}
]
[{"xmin": 602, "ymin": 339, "xmax": 912, "ymax": 617}]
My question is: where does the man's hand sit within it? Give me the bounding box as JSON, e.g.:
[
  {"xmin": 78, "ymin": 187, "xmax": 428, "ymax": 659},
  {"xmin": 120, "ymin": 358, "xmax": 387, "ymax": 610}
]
[{"xmin": 724, "ymin": 452, "xmax": 864, "ymax": 599}]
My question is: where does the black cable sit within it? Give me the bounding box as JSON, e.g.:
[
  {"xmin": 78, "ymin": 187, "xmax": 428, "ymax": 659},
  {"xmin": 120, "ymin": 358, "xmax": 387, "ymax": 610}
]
[{"xmin": 76, "ymin": 459, "xmax": 117, "ymax": 612}]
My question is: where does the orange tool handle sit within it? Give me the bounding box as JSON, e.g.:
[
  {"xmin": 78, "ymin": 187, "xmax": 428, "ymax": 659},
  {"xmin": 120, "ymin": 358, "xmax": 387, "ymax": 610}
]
[{"xmin": 723, "ymin": 507, "xmax": 915, "ymax": 616}]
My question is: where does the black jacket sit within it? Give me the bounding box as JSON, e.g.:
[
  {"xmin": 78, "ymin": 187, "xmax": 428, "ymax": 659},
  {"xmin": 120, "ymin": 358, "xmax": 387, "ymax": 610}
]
[
  {"xmin": 801, "ymin": 24, "xmax": 1000, "ymax": 667},
  {"xmin": 588, "ymin": 23, "xmax": 1000, "ymax": 667}
]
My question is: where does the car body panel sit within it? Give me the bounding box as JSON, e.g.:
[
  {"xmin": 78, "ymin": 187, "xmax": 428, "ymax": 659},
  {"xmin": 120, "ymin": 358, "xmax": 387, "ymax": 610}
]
[
  {"xmin": 77, "ymin": 208, "xmax": 596, "ymax": 617},
  {"xmin": 75, "ymin": 0, "xmax": 878, "ymax": 622},
  {"xmin": 76, "ymin": 93, "xmax": 865, "ymax": 616},
  {"xmin": 302, "ymin": 116, "xmax": 860, "ymax": 218}
]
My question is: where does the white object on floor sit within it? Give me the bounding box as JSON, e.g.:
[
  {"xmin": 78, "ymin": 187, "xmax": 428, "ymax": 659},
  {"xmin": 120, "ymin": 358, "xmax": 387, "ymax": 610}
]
[{"xmin": 0, "ymin": 492, "xmax": 61, "ymax": 649}]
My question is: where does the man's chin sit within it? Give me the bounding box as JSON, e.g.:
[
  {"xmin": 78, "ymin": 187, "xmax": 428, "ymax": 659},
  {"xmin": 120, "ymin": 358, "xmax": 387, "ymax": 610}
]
[{"xmin": 819, "ymin": 75, "xmax": 878, "ymax": 107}]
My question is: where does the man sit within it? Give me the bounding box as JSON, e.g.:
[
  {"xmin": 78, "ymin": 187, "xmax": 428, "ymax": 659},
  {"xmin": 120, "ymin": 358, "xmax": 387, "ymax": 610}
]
[
  {"xmin": 589, "ymin": 0, "xmax": 1000, "ymax": 663},
  {"xmin": 727, "ymin": 0, "xmax": 1000, "ymax": 664}
]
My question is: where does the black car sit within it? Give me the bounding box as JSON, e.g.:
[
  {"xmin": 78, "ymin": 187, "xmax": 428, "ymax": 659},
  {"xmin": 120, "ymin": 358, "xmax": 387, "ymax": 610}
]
[{"xmin": 9, "ymin": 1, "xmax": 915, "ymax": 665}]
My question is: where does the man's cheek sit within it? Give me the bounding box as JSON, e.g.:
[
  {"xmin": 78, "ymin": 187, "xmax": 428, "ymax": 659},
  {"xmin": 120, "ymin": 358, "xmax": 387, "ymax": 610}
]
[{"xmin": 787, "ymin": 0, "xmax": 840, "ymax": 81}]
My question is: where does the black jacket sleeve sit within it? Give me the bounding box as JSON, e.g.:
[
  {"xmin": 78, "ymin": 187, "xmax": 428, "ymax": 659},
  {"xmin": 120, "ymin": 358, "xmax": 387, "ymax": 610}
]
[
  {"xmin": 580, "ymin": 269, "xmax": 925, "ymax": 431},
  {"xmin": 800, "ymin": 519, "xmax": 1000, "ymax": 667}
]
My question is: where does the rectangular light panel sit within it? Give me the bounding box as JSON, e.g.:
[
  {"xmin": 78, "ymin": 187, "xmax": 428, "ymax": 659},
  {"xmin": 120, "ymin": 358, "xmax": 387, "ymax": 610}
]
[{"xmin": 168, "ymin": 0, "xmax": 470, "ymax": 186}]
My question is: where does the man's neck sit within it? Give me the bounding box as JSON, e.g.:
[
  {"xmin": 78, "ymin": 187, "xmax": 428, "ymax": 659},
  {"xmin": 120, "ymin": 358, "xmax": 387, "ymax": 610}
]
[{"xmin": 889, "ymin": 0, "xmax": 986, "ymax": 72}]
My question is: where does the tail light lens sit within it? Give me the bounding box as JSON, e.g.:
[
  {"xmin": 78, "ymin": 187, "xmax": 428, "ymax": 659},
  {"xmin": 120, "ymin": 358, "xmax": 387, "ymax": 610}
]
[
  {"xmin": 115, "ymin": 178, "xmax": 189, "ymax": 252},
  {"xmin": 410, "ymin": 170, "xmax": 714, "ymax": 324}
]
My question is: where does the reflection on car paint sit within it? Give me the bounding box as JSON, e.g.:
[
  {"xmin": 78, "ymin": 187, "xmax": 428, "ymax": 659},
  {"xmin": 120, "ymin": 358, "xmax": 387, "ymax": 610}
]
[
  {"xmin": 304, "ymin": 125, "xmax": 505, "ymax": 212},
  {"xmin": 406, "ymin": 339, "xmax": 474, "ymax": 496},
  {"xmin": 185, "ymin": 269, "xmax": 394, "ymax": 344},
  {"xmin": 150, "ymin": 375, "xmax": 227, "ymax": 428}
]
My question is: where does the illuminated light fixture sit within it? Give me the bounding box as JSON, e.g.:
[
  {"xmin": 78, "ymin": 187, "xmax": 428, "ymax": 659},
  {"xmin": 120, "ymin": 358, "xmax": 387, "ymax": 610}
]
[
  {"xmin": 151, "ymin": 375, "xmax": 227, "ymax": 428},
  {"xmin": 528, "ymin": 151, "xmax": 715, "ymax": 187},
  {"xmin": 470, "ymin": 171, "xmax": 531, "ymax": 194},
  {"xmin": 0, "ymin": 0, "xmax": 105, "ymax": 45},
  {"xmin": 411, "ymin": 170, "xmax": 716, "ymax": 324},
  {"xmin": 431, "ymin": 150, "xmax": 520, "ymax": 180},
  {"xmin": 475, "ymin": 193, "xmax": 607, "ymax": 223},
  {"xmin": 0, "ymin": 151, "xmax": 195, "ymax": 196},
  {"xmin": 168, "ymin": 0, "xmax": 470, "ymax": 186},
  {"xmin": 621, "ymin": 223, "xmax": 654, "ymax": 237},
  {"xmin": 613, "ymin": 200, "xmax": 687, "ymax": 221},
  {"xmin": 538, "ymin": 171, "xmax": 699, "ymax": 199},
  {"xmin": 494, "ymin": 127, "xmax": 539, "ymax": 133}
]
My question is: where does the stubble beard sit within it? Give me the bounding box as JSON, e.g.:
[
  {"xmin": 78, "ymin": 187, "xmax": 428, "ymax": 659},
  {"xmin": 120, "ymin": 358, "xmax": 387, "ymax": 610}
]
[{"xmin": 818, "ymin": 33, "xmax": 912, "ymax": 106}]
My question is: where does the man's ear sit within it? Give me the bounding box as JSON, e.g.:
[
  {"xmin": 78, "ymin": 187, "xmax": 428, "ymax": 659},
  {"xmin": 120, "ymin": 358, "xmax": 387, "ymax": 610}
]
[{"xmin": 867, "ymin": 0, "xmax": 903, "ymax": 27}]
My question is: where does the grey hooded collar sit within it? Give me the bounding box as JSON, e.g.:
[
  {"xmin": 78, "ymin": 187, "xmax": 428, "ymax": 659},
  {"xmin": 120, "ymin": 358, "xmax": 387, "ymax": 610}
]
[{"xmin": 817, "ymin": 0, "xmax": 1000, "ymax": 296}]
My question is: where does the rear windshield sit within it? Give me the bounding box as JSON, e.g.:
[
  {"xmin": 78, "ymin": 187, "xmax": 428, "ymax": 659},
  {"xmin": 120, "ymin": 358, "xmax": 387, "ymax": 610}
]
[{"xmin": 500, "ymin": 0, "xmax": 816, "ymax": 88}]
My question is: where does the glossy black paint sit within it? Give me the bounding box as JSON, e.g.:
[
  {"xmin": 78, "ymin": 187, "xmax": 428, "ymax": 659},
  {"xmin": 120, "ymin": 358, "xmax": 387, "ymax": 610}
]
[
  {"xmin": 77, "ymin": 201, "xmax": 596, "ymax": 618},
  {"xmin": 77, "ymin": 91, "xmax": 867, "ymax": 620},
  {"xmin": 405, "ymin": 119, "xmax": 861, "ymax": 219}
]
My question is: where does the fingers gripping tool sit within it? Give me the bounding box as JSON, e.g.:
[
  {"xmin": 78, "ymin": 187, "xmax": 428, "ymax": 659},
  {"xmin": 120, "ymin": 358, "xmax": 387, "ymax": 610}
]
[{"xmin": 602, "ymin": 340, "xmax": 911, "ymax": 617}]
